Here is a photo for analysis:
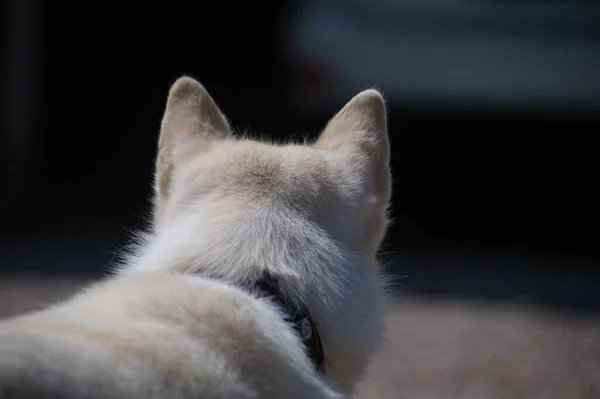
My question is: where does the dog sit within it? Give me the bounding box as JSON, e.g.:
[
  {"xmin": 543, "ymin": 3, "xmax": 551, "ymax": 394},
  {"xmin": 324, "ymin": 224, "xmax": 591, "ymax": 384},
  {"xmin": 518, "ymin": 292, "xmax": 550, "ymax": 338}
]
[{"xmin": 0, "ymin": 76, "xmax": 392, "ymax": 399}]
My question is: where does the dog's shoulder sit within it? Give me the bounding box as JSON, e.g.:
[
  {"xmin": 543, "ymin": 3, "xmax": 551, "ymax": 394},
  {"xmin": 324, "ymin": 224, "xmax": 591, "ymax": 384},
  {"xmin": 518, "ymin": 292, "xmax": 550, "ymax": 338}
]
[{"xmin": 0, "ymin": 273, "xmax": 342, "ymax": 399}]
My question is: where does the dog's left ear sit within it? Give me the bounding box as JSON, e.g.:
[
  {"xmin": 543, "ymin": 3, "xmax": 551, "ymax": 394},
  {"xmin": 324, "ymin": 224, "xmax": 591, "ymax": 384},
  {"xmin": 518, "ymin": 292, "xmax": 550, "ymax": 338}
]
[{"xmin": 156, "ymin": 76, "xmax": 231, "ymax": 197}]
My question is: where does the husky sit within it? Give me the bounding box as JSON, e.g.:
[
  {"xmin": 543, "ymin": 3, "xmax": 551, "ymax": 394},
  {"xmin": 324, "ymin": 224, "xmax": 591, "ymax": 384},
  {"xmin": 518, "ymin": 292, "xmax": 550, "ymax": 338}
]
[{"xmin": 0, "ymin": 76, "xmax": 391, "ymax": 399}]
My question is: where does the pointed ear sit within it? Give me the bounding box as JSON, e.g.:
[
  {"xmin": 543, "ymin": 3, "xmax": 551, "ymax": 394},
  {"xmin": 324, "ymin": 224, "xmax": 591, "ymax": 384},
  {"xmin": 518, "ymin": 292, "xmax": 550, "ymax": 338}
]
[
  {"xmin": 315, "ymin": 89, "xmax": 389, "ymax": 166},
  {"xmin": 316, "ymin": 88, "xmax": 390, "ymax": 179},
  {"xmin": 156, "ymin": 76, "xmax": 231, "ymax": 197},
  {"xmin": 316, "ymin": 89, "xmax": 391, "ymax": 254}
]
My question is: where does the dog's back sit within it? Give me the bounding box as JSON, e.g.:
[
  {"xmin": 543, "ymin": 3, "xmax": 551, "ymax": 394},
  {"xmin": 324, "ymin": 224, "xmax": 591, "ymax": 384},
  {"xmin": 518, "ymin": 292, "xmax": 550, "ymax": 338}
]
[{"xmin": 1, "ymin": 274, "xmax": 341, "ymax": 399}]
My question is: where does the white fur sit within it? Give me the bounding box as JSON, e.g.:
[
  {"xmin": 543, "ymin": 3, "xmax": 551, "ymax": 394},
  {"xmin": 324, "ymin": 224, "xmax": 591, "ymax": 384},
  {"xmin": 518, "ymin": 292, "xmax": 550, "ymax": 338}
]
[{"xmin": 0, "ymin": 77, "xmax": 392, "ymax": 399}]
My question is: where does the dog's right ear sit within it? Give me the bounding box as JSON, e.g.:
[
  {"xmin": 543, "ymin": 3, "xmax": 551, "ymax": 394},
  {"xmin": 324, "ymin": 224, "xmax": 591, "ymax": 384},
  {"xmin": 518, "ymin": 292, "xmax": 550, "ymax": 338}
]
[
  {"xmin": 155, "ymin": 76, "xmax": 231, "ymax": 197},
  {"xmin": 315, "ymin": 89, "xmax": 390, "ymax": 256}
]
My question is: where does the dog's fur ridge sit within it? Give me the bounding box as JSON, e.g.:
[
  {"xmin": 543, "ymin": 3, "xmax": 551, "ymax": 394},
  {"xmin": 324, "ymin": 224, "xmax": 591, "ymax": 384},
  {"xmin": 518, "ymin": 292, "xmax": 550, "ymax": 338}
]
[{"xmin": 0, "ymin": 77, "xmax": 392, "ymax": 399}]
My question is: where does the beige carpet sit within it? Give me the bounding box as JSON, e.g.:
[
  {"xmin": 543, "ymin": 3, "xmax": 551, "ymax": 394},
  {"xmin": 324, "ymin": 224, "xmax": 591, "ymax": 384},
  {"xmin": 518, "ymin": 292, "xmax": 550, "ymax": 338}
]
[{"xmin": 1, "ymin": 274, "xmax": 599, "ymax": 399}]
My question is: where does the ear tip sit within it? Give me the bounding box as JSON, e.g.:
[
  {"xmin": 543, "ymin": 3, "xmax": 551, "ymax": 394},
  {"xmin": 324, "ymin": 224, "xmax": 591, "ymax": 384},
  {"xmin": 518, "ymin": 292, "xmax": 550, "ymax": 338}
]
[
  {"xmin": 361, "ymin": 88, "xmax": 385, "ymax": 101},
  {"xmin": 172, "ymin": 75, "xmax": 201, "ymax": 88},
  {"xmin": 169, "ymin": 76, "xmax": 207, "ymax": 100},
  {"xmin": 351, "ymin": 89, "xmax": 387, "ymax": 111}
]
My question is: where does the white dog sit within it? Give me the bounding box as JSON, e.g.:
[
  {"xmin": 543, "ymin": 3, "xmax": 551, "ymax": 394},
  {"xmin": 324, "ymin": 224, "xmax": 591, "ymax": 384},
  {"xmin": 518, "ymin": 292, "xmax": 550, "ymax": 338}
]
[{"xmin": 0, "ymin": 76, "xmax": 392, "ymax": 399}]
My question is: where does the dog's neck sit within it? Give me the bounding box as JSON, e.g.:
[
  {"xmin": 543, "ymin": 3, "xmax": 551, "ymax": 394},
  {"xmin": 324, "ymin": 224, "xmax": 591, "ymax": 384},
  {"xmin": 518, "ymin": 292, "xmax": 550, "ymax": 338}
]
[
  {"xmin": 191, "ymin": 269, "xmax": 326, "ymax": 373},
  {"xmin": 248, "ymin": 273, "xmax": 325, "ymax": 373}
]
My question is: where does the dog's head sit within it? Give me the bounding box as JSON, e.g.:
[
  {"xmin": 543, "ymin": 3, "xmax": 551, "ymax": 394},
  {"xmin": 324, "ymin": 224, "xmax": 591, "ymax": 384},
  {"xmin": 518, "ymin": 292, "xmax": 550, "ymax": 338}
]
[{"xmin": 150, "ymin": 76, "xmax": 391, "ymax": 393}]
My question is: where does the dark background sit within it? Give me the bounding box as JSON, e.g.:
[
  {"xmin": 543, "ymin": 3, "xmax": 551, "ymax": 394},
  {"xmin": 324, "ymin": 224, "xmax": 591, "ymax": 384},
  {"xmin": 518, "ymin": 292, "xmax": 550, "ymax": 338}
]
[{"xmin": 2, "ymin": 1, "xmax": 599, "ymax": 312}]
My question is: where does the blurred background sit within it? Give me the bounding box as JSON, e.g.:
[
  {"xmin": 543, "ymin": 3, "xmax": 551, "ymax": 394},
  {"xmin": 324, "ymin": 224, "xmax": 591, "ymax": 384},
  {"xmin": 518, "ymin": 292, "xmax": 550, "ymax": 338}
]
[{"xmin": 1, "ymin": 1, "xmax": 600, "ymax": 398}]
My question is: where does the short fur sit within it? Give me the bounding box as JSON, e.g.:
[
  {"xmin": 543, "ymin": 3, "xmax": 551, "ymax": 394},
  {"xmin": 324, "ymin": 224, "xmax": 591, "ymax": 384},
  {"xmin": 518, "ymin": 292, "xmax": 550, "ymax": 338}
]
[{"xmin": 0, "ymin": 77, "xmax": 392, "ymax": 399}]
